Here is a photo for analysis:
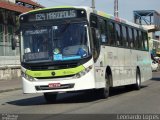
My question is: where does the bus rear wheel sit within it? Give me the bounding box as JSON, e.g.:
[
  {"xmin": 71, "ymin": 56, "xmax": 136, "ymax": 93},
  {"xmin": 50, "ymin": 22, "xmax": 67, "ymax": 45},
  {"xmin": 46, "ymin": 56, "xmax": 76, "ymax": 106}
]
[
  {"xmin": 134, "ymin": 70, "xmax": 141, "ymax": 90},
  {"xmin": 44, "ymin": 93, "xmax": 57, "ymax": 103}
]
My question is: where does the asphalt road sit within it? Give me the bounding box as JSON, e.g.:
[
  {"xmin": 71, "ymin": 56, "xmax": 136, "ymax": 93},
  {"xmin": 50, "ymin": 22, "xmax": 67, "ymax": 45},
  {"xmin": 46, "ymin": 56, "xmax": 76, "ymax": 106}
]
[{"xmin": 0, "ymin": 72, "xmax": 160, "ymax": 119}]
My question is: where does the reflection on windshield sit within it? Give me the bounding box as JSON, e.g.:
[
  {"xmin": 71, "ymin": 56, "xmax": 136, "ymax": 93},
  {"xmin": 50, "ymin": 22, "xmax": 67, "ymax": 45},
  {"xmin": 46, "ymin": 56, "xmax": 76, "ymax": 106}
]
[{"xmin": 22, "ymin": 22, "xmax": 90, "ymax": 63}]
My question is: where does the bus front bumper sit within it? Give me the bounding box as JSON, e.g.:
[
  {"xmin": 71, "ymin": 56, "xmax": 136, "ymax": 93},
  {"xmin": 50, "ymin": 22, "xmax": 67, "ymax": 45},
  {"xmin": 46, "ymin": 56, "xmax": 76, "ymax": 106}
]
[{"xmin": 22, "ymin": 69, "xmax": 95, "ymax": 93}]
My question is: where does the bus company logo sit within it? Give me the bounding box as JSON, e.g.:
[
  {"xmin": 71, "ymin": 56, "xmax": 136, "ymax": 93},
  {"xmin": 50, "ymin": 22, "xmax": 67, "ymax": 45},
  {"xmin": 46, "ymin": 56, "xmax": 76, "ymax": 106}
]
[{"xmin": 51, "ymin": 71, "xmax": 56, "ymax": 76}]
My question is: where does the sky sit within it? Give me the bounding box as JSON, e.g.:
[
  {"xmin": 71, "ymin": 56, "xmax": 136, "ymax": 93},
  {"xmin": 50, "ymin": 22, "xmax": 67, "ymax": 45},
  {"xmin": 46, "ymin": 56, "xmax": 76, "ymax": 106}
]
[{"xmin": 37, "ymin": 0, "xmax": 160, "ymax": 34}]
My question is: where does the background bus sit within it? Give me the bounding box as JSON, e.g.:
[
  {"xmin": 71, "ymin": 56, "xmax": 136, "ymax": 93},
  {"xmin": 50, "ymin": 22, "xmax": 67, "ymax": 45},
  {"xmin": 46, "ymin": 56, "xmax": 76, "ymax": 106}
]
[
  {"xmin": 13, "ymin": 6, "xmax": 152, "ymax": 103},
  {"xmin": 150, "ymin": 39, "xmax": 160, "ymax": 71},
  {"xmin": 149, "ymin": 39, "xmax": 160, "ymax": 57}
]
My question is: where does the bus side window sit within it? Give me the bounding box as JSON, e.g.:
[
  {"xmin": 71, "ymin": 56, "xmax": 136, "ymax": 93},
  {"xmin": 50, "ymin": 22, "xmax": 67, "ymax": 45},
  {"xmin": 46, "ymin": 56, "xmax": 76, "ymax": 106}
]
[
  {"xmin": 90, "ymin": 14, "xmax": 98, "ymax": 28},
  {"xmin": 115, "ymin": 23, "xmax": 122, "ymax": 47},
  {"xmin": 134, "ymin": 29, "xmax": 138, "ymax": 49},
  {"xmin": 128, "ymin": 27, "xmax": 134, "ymax": 49},
  {"xmin": 91, "ymin": 28, "xmax": 100, "ymax": 61},
  {"xmin": 108, "ymin": 21, "xmax": 116, "ymax": 46},
  {"xmin": 90, "ymin": 14, "xmax": 100, "ymax": 61},
  {"xmin": 141, "ymin": 32, "xmax": 147, "ymax": 50},
  {"xmin": 138, "ymin": 31, "xmax": 142, "ymax": 50},
  {"xmin": 99, "ymin": 18, "xmax": 107, "ymax": 44},
  {"xmin": 143, "ymin": 32, "xmax": 149, "ymax": 51},
  {"xmin": 122, "ymin": 26, "xmax": 128, "ymax": 48}
]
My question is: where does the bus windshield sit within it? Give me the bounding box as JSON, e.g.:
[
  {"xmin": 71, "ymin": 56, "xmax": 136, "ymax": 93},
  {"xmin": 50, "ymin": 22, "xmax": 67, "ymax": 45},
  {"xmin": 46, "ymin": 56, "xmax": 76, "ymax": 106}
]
[{"xmin": 21, "ymin": 21, "xmax": 90, "ymax": 63}]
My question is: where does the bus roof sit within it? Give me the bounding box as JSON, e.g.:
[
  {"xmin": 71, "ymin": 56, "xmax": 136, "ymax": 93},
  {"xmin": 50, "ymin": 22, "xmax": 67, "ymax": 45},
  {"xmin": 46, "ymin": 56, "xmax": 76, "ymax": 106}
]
[{"xmin": 21, "ymin": 6, "xmax": 148, "ymax": 31}]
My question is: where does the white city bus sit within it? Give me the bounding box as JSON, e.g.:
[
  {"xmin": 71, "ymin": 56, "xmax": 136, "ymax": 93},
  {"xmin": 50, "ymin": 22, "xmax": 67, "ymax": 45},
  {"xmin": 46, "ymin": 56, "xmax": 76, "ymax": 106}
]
[{"xmin": 16, "ymin": 6, "xmax": 152, "ymax": 102}]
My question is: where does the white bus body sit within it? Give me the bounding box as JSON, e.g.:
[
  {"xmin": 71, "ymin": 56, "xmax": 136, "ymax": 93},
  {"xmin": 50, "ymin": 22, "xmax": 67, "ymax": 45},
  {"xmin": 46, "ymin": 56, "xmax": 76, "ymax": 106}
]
[{"xmin": 19, "ymin": 6, "xmax": 152, "ymax": 101}]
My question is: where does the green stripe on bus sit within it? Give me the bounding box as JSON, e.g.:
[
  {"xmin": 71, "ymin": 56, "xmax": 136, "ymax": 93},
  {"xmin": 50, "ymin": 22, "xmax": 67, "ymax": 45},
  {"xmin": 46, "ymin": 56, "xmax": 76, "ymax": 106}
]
[
  {"xmin": 26, "ymin": 65, "xmax": 85, "ymax": 78},
  {"xmin": 97, "ymin": 11, "xmax": 111, "ymax": 19},
  {"xmin": 28, "ymin": 6, "xmax": 75, "ymax": 14}
]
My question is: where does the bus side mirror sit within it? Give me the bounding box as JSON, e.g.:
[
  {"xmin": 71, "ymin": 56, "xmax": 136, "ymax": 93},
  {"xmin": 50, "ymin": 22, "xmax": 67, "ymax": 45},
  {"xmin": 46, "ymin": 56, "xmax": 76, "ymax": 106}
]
[{"xmin": 11, "ymin": 35, "xmax": 19, "ymax": 50}]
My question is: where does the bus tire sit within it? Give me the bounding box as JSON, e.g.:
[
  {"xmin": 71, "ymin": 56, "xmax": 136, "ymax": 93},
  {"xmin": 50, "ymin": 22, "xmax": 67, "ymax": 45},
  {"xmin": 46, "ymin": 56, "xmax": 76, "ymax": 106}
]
[
  {"xmin": 134, "ymin": 69, "xmax": 141, "ymax": 90},
  {"xmin": 44, "ymin": 93, "xmax": 57, "ymax": 103},
  {"xmin": 99, "ymin": 74, "xmax": 110, "ymax": 99}
]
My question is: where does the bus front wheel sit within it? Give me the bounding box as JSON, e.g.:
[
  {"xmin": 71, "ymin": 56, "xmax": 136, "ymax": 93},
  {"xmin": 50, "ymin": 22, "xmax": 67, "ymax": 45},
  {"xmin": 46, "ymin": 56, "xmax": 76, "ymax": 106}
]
[{"xmin": 98, "ymin": 74, "xmax": 110, "ymax": 99}]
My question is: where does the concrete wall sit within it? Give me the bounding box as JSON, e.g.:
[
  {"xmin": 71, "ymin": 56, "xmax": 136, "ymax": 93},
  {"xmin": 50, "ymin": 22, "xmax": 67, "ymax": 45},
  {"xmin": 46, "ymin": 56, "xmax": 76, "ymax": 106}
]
[
  {"xmin": 0, "ymin": 56, "xmax": 20, "ymax": 65},
  {"xmin": 0, "ymin": 56, "xmax": 21, "ymax": 80},
  {"xmin": 0, "ymin": 66, "xmax": 21, "ymax": 80}
]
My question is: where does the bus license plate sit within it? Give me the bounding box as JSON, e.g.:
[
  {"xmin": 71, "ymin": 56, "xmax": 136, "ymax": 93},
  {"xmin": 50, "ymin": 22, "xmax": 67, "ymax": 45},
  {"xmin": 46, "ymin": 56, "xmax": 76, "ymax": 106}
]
[{"xmin": 48, "ymin": 83, "xmax": 61, "ymax": 88}]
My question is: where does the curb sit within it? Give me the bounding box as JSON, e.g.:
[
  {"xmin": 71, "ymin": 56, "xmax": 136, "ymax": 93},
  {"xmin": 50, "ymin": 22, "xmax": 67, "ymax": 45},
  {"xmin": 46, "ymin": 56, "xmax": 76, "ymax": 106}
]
[{"xmin": 0, "ymin": 88, "xmax": 22, "ymax": 93}]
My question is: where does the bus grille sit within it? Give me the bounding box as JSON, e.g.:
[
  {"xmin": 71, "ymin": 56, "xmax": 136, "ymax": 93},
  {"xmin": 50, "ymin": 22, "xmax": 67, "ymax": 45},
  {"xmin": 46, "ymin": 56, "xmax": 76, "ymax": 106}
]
[
  {"xmin": 24, "ymin": 63, "xmax": 78, "ymax": 71},
  {"xmin": 35, "ymin": 75, "xmax": 75, "ymax": 79},
  {"xmin": 35, "ymin": 84, "xmax": 74, "ymax": 91}
]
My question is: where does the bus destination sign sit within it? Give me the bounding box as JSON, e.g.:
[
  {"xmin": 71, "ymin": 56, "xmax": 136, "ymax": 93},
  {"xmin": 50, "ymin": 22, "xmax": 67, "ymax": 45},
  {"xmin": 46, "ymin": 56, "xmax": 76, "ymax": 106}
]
[{"xmin": 29, "ymin": 10, "xmax": 77, "ymax": 21}]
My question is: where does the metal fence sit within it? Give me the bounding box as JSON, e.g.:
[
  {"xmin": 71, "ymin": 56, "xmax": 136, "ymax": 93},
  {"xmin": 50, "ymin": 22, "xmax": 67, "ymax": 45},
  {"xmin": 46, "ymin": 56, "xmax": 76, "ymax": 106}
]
[
  {"xmin": 0, "ymin": 32, "xmax": 20, "ymax": 67},
  {"xmin": 0, "ymin": 32, "xmax": 19, "ymax": 56}
]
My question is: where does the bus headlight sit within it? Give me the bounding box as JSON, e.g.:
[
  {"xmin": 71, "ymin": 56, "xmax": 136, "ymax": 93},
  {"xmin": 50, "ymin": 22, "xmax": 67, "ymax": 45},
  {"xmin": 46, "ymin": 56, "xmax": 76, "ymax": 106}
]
[
  {"xmin": 22, "ymin": 72, "xmax": 35, "ymax": 81},
  {"xmin": 74, "ymin": 65, "xmax": 93, "ymax": 78}
]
